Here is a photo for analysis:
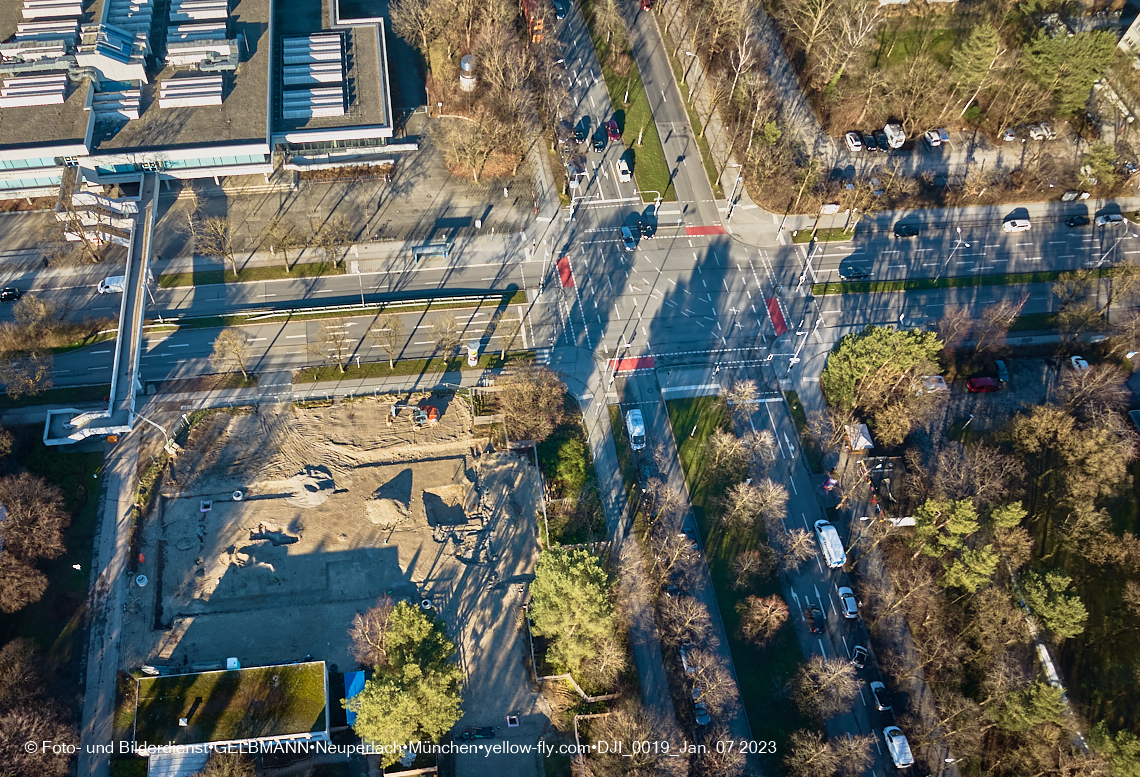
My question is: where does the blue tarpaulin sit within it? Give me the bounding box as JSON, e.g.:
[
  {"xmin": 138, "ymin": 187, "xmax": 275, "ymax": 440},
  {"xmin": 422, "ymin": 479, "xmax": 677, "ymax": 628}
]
[{"xmin": 344, "ymin": 671, "xmax": 365, "ymax": 725}]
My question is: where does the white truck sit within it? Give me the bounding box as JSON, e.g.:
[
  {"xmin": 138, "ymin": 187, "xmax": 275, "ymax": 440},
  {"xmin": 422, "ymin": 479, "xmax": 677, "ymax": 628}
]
[
  {"xmin": 97, "ymin": 275, "xmax": 126, "ymax": 294},
  {"xmin": 884, "ymin": 123, "xmax": 905, "ymax": 150}
]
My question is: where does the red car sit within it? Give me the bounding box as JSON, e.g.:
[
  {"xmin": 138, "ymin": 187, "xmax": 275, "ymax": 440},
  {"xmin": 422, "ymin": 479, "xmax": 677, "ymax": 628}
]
[
  {"xmin": 640, "ymin": 0, "xmax": 653, "ymax": 9},
  {"xmin": 606, "ymin": 119, "xmax": 621, "ymax": 142},
  {"xmin": 966, "ymin": 377, "xmax": 999, "ymax": 393}
]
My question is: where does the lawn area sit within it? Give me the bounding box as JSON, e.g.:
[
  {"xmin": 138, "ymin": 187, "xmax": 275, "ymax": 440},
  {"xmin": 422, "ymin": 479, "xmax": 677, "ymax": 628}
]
[
  {"xmin": 535, "ymin": 394, "xmax": 605, "ymax": 544},
  {"xmin": 580, "ymin": 0, "xmax": 676, "ymax": 203},
  {"xmin": 134, "ymin": 663, "xmax": 327, "ymax": 745},
  {"xmin": 158, "ymin": 260, "xmax": 345, "ymax": 288},
  {"xmin": 293, "ymin": 350, "xmax": 532, "ymax": 383},
  {"xmin": 0, "ymin": 383, "xmax": 109, "ymax": 410},
  {"xmin": 0, "ymin": 431, "xmax": 102, "ymax": 694},
  {"xmin": 659, "ymin": 29, "xmax": 723, "ymax": 199},
  {"xmin": 791, "ymin": 227, "xmax": 854, "ymax": 244},
  {"xmin": 665, "ymin": 396, "xmax": 812, "ymax": 765},
  {"xmin": 874, "ymin": 26, "xmax": 957, "ymax": 68}
]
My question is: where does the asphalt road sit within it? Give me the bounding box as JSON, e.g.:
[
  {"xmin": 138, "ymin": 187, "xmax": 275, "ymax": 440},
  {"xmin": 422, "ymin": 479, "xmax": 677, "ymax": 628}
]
[{"xmin": 807, "ymin": 216, "xmax": 1140, "ymax": 285}]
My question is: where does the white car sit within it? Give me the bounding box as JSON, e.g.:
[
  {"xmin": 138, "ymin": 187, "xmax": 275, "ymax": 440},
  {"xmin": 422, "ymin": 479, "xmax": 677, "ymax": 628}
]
[
  {"xmin": 616, "ymin": 158, "xmax": 631, "ymax": 182},
  {"xmin": 1070, "ymin": 355, "xmax": 1090, "ymax": 373},
  {"xmin": 844, "ymin": 131, "xmax": 863, "ymax": 152},
  {"xmin": 1002, "ymin": 218, "xmax": 1031, "ymax": 233},
  {"xmin": 923, "ymin": 129, "xmax": 941, "ymax": 148},
  {"xmin": 884, "ymin": 727, "xmax": 915, "ymax": 768},
  {"xmin": 1096, "ymin": 213, "xmax": 1125, "ymax": 226},
  {"xmin": 837, "ymin": 587, "xmax": 858, "ymax": 618}
]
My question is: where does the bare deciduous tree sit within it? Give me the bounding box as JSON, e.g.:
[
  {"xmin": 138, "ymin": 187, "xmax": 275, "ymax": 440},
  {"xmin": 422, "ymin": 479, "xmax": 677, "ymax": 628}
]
[
  {"xmin": 1058, "ymin": 364, "xmax": 1130, "ymax": 419},
  {"xmin": 349, "ymin": 595, "xmax": 395, "ymax": 667},
  {"xmin": 731, "ymin": 547, "xmax": 776, "ymax": 589},
  {"xmin": 197, "ymin": 216, "xmax": 239, "ymax": 276},
  {"xmin": 261, "ymin": 216, "xmax": 303, "ymax": 272},
  {"xmin": 309, "ymin": 318, "xmax": 353, "ymax": 373},
  {"xmin": 660, "ymin": 595, "xmax": 712, "ymax": 645},
  {"xmin": 372, "ymin": 313, "xmax": 406, "ymax": 369},
  {"xmin": 784, "ymin": 729, "xmax": 840, "ymax": 777},
  {"xmin": 0, "ymin": 351, "xmax": 53, "ymax": 398},
  {"xmin": 209, "ymin": 328, "xmax": 252, "ymax": 379},
  {"xmin": 389, "ymin": 0, "xmax": 450, "ymax": 55},
  {"xmin": 496, "ymin": 363, "xmax": 566, "ymax": 443},
  {"xmin": 690, "ymin": 648, "xmax": 740, "ymax": 717},
  {"xmin": 792, "ymin": 655, "xmax": 860, "ymax": 721},
  {"xmin": 196, "ymin": 750, "xmax": 255, "ymax": 777},
  {"xmin": 432, "ymin": 312, "xmax": 463, "ymax": 359},
  {"xmin": 0, "ymin": 555, "xmax": 48, "ymax": 614},
  {"xmin": 737, "ymin": 594, "xmax": 789, "ymax": 646}
]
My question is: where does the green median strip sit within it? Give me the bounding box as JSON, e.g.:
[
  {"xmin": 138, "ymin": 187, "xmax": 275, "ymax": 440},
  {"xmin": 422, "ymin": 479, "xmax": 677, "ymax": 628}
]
[
  {"xmin": 294, "ymin": 351, "xmax": 533, "ymax": 382},
  {"xmin": 157, "ymin": 260, "xmax": 345, "ymax": 288},
  {"xmin": 813, "ymin": 268, "xmax": 1107, "ymax": 296},
  {"xmin": 145, "ymin": 291, "xmax": 528, "ymax": 331},
  {"xmin": 580, "ymin": 0, "xmax": 676, "ymax": 203},
  {"xmin": 658, "ymin": 29, "xmax": 723, "ymax": 199},
  {"xmin": 792, "ymin": 226, "xmax": 853, "ymax": 243}
]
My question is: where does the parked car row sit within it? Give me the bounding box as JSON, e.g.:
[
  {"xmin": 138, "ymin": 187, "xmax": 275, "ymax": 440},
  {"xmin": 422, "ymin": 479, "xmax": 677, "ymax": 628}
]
[
  {"xmin": 844, "ymin": 127, "xmax": 901, "ymax": 153},
  {"xmin": 968, "ymin": 356, "xmax": 1087, "ymax": 394},
  {"xmin": 806, "ymin": 517, "xmax": 913, "ymax": 768}
]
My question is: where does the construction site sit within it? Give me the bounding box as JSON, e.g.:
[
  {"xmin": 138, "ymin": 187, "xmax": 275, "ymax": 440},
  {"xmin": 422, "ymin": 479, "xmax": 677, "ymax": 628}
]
[{"xmin": 117, "ymin": 391, "xmax": 546, "ymax": 744}]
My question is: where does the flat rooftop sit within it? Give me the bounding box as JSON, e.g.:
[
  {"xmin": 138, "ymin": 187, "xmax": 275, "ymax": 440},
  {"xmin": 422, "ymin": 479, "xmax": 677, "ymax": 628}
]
[
  {"xmin": 0, "ymin": 0, "xmax": 105, "ymax": 41},
  {"xmin": 0, "ymin": 79, "xmax": 92, "ymax": 151},
  {"xmin": 272, "ymin": 0, "xmax": 389, "ymax": 136},
  {"xmin": 0, "ymin": 0, "xmax": 102, "ymax": 152},
  {"xmin": 95, "ymin": 0, "xmax": 270, "ymax": 151},
  {"xmin": 134, "ymin": 662, "xmax": 328, "ymax": 746}
]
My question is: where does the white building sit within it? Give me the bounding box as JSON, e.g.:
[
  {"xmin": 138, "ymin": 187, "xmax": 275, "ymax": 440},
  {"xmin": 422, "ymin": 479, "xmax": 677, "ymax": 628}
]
[{"xmin": 0, "ymin": 0, "xmax": 396, "ymax": 199}]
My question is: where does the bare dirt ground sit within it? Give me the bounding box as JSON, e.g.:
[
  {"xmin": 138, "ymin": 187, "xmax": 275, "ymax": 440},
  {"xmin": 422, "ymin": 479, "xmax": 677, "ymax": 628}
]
[{"xmin": 120, "ymin": 393, "xmax": 547, "ymax": 775}]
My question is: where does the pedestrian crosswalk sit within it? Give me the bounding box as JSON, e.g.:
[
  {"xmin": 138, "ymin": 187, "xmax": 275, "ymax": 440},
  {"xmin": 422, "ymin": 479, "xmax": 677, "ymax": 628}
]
[{"xmin": 535, "ymin": 347, "xmax": 552, "ymax": 365}]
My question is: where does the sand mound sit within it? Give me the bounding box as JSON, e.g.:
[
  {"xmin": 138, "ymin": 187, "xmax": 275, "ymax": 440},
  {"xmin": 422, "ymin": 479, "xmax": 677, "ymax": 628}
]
[
  {"xmin": 277, "ymin": 465, "xmax": 336, "ymax": 508},
  {"xmin": 368, "ymin": 498, "xmax": 410, "ymax": 526}
]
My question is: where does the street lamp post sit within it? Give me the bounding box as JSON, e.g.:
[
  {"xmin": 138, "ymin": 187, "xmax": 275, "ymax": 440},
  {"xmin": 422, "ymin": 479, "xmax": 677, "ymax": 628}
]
[
  {"xmin": 1094, "ymin": 231, "xmax": 1139, "ymax": 269},
  {"xmin": 725, "ymin": 164, "xmax": 743, "ymax": 222},
  {"xmin": 683, "ymin": 51, "xmax": 697, "ymax": 85},
  {"xmin": 934, "ymin": 226, "xmax": 970, "ymax": 282}
]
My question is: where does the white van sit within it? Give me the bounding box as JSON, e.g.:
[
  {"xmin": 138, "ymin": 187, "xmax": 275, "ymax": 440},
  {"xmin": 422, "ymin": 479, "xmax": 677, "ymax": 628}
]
[
  {"xmin": 98, "ymin": 275, "xmax": 126, "ymax": 294},
  {"xmin": 814, "ymin": 520, "xmax": 847, "ymax": 568},
  {"xmin": 625, "ymin": 409, "xmax": 646, "ymax": 450}
]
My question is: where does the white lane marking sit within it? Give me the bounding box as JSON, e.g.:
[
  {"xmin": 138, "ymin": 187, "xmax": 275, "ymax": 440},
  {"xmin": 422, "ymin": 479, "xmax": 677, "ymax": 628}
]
[
  {"xmin": 788, "ymin": 476, "xmax": 797, "ymax": 495},
  {"xmin": 168, "ymin": 344, "xmax": 189, "ymax": 348}
]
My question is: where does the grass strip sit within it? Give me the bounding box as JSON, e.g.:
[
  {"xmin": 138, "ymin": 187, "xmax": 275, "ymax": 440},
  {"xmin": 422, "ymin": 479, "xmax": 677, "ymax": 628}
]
[
  {"xmin": 659, "ymin": 29, "xmax": 724, "ymax": 199},
  {"xmin": 813, "ymin": 268, "xmax": 1106, "ymax": 296},
  {"xmin": 665, "ymin": 396, "xmax": 812, "ymax": 764},
  {"xmin": 293, "ymin": 351, "xmax": 533, "ymax": 382},
  {"xmin": 0, "ymin": 384, "xmax": 109, "ymax": 409},
  {"xmin": 46, "ymin": 330, "xmax": 117, "ymax": 356},
  {"xmin": 147, "ymin": 291, "xmax": 528, "ymax": 331},
  {"xmin": 792, "ymin": 226, "xmax": 853, "ymax": 244},
  {"xmin": 784, "ymin": 390, "xmax": 824, "ymax": 474},
  {"xmin": 157, "ymin": 260, "xmax": 345, "ymax": 288},
  {"xmin": 580, "ymin": 0, "xmax": 676, "ymax": 203}
]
